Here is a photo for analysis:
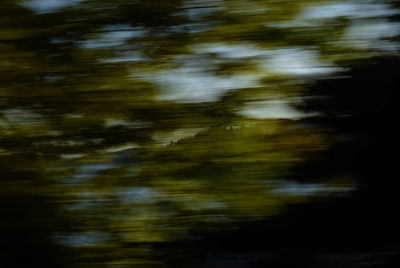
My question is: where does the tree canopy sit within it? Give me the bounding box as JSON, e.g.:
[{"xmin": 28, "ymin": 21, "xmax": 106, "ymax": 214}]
[{"xmin": 1, "ymin": 0, "xmax": 399, "ymax": 266}]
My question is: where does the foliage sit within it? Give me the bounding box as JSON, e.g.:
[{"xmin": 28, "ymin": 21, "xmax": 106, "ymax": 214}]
[{"xmin": 1, "ymin": 0, "xmax": 398, "ymax": 266}]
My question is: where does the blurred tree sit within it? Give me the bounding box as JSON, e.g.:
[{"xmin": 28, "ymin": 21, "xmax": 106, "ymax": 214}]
[{"xmin": 1, "ymin": 0, "xmax": 399, "ymax": 266}]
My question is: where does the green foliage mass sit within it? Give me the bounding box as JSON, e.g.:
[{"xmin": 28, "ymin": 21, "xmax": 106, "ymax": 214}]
[{"xmin": 1, "ymin": 0, "xmax": 398, "ymax": 266}]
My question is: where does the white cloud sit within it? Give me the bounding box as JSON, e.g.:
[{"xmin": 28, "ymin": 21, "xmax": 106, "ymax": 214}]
[
  {"xmin": 237, "ymin": 100, "xmax": 312, "ymax": 120},
  {"xmin": 259, "ymin": 48, "xmax": 342, "ymax": 76},
  {"xmin": 1, "ymin": 108, "xmax": 44, "ymax": 126},
  {"xmin": 20, "ymin": 0, "xmax": 84, "ymax": 14},
  {"xmin": 151, "ymin": 66, "xmax": 259, "ymax": 103},
  {"xmin": 298, "ymin": 1, "xmax": 398, "ymax": 21},
  {"xmin": 341, "ymin": 20, "xmax": 400, "ymax": 49},
  {"xmin": 79, "ymin": 25, "xmax": 147, "ymax": 49}
]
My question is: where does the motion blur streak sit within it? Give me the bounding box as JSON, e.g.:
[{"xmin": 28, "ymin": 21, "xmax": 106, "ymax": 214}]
[{"xmin": 1, "ymin": 0, "xmax": 399, "ymax": 267}]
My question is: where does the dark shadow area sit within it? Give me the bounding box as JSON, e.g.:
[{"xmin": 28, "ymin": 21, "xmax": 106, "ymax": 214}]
[{"xmin": 147, "ymin": 56, "xmax": 400, "ymax": 267}]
